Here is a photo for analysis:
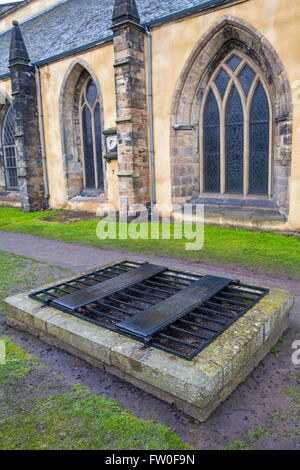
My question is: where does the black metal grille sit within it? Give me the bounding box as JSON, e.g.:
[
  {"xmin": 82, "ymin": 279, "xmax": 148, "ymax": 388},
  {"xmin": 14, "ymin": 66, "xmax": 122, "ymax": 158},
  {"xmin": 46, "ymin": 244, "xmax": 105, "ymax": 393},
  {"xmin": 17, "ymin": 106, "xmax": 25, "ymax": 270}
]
[
  {"xmin": 29, "ymin": 261, "xmax": 269, "ymax": 360},
  {"xmin": 249, "ymin": 82, "xmax": 270, "ymax": 195}
]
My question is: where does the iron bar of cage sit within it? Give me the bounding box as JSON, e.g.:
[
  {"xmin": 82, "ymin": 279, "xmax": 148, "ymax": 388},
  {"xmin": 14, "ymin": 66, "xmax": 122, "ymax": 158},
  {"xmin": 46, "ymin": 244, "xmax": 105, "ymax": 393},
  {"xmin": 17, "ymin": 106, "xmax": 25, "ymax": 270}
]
[
  {"xmin": 68, "ymin": 309, "xmax": 118, "ymax": 330},
  {"xmin": 225, "ymin": 286, "xmax": 258, "ymax": 296},
  {"xmin": 213, "ymin": 296, "xmax": 249, "ymax": 306},
  {"xmin": 225, "ymin": 291, "xmax": 257, "ymax": 300},
  {"xmin": 93, "ymin": 301, "xmax": 134, "ymax": 316},
  {"xmin": 30, "ymin": 262, "xmax": 141, "ymax": 298},
  {"xmin": 238, "ymin": 283, "xmax": 267, "ymax": 292},
  {"xmin": 134, "ymin": 283, "xmax": 169, "ymax": 297},
  {"xmin": 218, "ymin": 291, "xmax": 255, "ymax": 302},
  {"xmin": 41, "ymin": 290, "xmax": 58, "ymax": 299},
  {"xmin": 188, "ymin": 312, "xmax": 227, "ymax": 325},
  {"xmin": 150, "ymin": 342, "xmax": 197, "ymax": 360},
  {"xmin": 177, "ymin": 317, "xmax": 217, "ymax": 334},
  {"xmin": 152, "ymin": 275, "xmax": 191, "ymax": 287},
  {"xmin": 73, "ymin": 279, "xmax": 94, "ymax": 286},
  {"xmin": 139, "ymin": 279, "xmax": 181, "ymax": 292},
  {"xmin": 29, "ymin": 264, "xmax": 269, "ymax": 361},
  {"xmin": 114, "ymin": 291, "xmax": 156, "ymax": 305},
  {"xmin": 175, "ymin": 318, "xmax": 219, "ymax": 333},
  {"xmin": 86, "ymin": 273, "xmax": 112, "ymax": 281},
  {"xmin": 155, "ymin": 332, "xmax": 199, "ymax": 349},
  {"xmin": 163, "ymin": 270, "xmax": 201, "ymax": 279},
  {"xmin": 162, "ymin": 269, "xmax": 202, "ymax": 278},
  {"xmin": 52, "ymin": 286, "xmax": 73, "ymax": 295},
  {"xmin": 85, "ymin": 306, "xmax": 120, "ymax": 322},
  {"xmin": 102, "ymin": 268, "xmax": 127, "ymax": 276},
  {"xmin": 124, "ymin": 286, "xmax": 165, "ymax": 300},
  {"xmin": 62, "ymin": 283, "xmax": 81, "ymax": 290},
  {"xmin": 204, "ymin": 301, "xmax": 241, "ymax": 312},
  {"xmin": 104, "ymin": 296, "xmax": 145, "ymax": 311},
  {"xmin": 166, "ymin": 269, "xmax": 203, "ymax": 279},
  {"xmin": 193, "ymin": 306, "xmax": 235, "ymax": 318},
  {"xmin": 168, "ymin": 324, "xmax": 210, "ymax": 340}
]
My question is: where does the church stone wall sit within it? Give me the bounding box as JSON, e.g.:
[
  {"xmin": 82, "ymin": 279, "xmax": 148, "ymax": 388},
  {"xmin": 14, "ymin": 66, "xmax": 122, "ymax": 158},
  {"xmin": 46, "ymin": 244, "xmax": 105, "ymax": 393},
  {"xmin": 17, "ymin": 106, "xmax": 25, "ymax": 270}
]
[
  {"xmin": 148, "ymin": 0, "xmax": 300, "ymax": 231},
  {"xmin": 0, "ymin": 0, "xmax": 300, "ymax": 231}
]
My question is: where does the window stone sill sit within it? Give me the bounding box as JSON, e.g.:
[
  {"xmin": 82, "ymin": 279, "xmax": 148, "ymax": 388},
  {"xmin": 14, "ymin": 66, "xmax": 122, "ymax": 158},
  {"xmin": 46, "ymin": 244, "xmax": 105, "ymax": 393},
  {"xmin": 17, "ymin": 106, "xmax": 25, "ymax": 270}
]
[
  {"xmin": 69, "ymin": 191, "xmax": 107, "ymax": 203},
  {"xmin": 188, "ymin": 196, "xmax": 279, "ymax": 210},
  {"xmin": 185, "ymin": 197, "xmax": 287, "ymax": 223}
]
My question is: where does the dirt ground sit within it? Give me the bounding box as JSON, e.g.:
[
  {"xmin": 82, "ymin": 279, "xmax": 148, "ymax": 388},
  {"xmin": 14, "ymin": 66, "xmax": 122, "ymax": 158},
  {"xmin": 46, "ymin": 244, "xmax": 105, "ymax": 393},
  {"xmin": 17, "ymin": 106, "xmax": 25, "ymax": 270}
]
[
  {"xmin": 0, "ymin": 252, "xmax": 299, "ymax": 450},
  {"xmin": 40, "ymin": 211, "xmax": 97, "ymax": 223}
]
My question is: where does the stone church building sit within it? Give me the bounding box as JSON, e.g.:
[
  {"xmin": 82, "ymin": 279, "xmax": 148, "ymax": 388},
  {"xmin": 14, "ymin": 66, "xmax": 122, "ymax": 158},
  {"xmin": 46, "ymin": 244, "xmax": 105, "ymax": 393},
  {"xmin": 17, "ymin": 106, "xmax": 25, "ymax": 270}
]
[{"xmin": 0, "ymin": 0, "xmax": 299, "ymax": 232}]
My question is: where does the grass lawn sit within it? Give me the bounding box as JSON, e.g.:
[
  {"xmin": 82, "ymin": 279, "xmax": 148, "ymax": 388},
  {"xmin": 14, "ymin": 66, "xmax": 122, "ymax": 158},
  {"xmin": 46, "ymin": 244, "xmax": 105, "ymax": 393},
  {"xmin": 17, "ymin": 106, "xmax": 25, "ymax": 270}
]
[
  {"xmin": 0, "ymin": 251, "xmax": 191, "ymax": 450},
  {"xmin": 0, "ymin": 207, "xmax": 299, "ymax": 279}
]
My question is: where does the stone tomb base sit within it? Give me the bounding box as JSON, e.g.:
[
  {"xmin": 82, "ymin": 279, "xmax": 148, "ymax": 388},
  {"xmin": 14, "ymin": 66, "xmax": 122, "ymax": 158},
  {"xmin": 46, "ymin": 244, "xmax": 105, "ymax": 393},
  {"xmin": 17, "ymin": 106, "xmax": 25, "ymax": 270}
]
[{"xmin": 2, "ymin": 262, "xmax": 294, "ymax": 421}]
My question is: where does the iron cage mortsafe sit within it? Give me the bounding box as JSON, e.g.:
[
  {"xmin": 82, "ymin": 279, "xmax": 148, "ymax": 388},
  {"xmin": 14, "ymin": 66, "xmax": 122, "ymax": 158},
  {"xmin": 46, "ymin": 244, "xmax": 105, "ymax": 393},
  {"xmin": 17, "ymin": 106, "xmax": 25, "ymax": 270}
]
[{"xmin": 29, "ymin": 261, "xmax": 268, "ymax": 360}]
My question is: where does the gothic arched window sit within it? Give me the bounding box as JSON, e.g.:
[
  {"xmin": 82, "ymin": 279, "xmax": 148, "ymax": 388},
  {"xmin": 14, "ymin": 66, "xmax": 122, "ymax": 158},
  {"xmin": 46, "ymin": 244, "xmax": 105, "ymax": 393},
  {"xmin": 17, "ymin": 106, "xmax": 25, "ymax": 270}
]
[
  {"xmin": 80, "ymin": 78, "xmax": 103, "ymax": 190},
  {"xmin": 2, "ymin": 106, "xmax": 18, "ymax": 190},
  {"xmin": 203, "ymin": 89, "xmax": 220, "ymax": 192},
  {"xmin": 201, "ymin": 52, "xmax": 271, "ymax": 196}
]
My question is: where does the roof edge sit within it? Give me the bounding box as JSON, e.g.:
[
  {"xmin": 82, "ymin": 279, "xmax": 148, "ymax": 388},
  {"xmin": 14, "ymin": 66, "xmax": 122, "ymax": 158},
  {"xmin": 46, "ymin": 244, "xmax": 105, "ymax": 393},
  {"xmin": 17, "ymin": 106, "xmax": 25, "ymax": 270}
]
[
  {"xmin": 0, "ymin": 0, "xmax": 30, "ymax": 19},
  {"xmin": 144, "ymin": 0, "xmax": 249, "ymax": 28},
  {"xmin": 0, "ymin": 33, "xmax": 113, "ymax": 80},
  {"xmin": 0, "ymin": 0, "xmax": 249, "ymax": 79}
]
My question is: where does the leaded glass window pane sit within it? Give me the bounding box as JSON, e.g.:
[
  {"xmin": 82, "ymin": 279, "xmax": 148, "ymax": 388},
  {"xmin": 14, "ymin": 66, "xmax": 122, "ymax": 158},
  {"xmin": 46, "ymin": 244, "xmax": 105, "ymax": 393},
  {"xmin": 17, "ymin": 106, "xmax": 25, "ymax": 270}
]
[
  {"xmin": 214, "ymin": 69, "xmax": 230, "ymax": 99},
  {"xmin": 80, "ymin": 78, "xmax": 104, "ymax": 190},
  {"xmin": 226, "ymin": 55, "xmax": 242, "ymax": 71},
  {"xmin": 249, "ymin": 82, "xmax": 269, "ymax": 195},
  {"xmin": 225, "ymin": 86, "xmax": 244, "ymax": 193},
  {"xmin": 2, "ymin": 106, "xmax": 18, "ymax": 190},
  {"xmin": 94, "ymin": 103, "xmax": 104, "ymax": 190},
  {"xmin": 203, "ymin": 89, "xmax": 220, "ymax": 192},
  {"xmin": 5, "ymin": 161, "xmax": 18, "ymax": 188},
  {"xmin": 3, "ymin": 106, "xmax": 15, "ymax": 146},
  {"xmin": 86, "ymin": 80, "xmax": 97, "ymax": 107},
  {"xmin": 82, "ymin": 105, "xmax": 96, "ymax": 188},
  {"xmin": 238, "ymin": 64, "xmax": 256, "ymax": 97}
]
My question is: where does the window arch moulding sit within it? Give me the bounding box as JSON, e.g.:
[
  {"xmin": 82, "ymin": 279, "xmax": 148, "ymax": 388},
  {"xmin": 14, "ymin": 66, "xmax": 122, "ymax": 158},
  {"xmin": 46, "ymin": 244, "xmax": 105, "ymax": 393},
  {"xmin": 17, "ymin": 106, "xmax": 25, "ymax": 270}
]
[{"xmin": 170, "ymin": 17, "xmax": 293, "ymax": 217}]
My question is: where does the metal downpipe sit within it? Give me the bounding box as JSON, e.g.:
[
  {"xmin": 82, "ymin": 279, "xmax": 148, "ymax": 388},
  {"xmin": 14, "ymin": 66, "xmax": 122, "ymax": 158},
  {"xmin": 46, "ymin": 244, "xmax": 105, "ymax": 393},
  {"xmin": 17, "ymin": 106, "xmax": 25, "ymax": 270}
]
[
  {"xmin": 146, "ymin": 27, "xmax": 156, "ymax": 205},
  {"xmin": 35, "ymin": 65, "xmax": 49, "ymax": 208}
]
